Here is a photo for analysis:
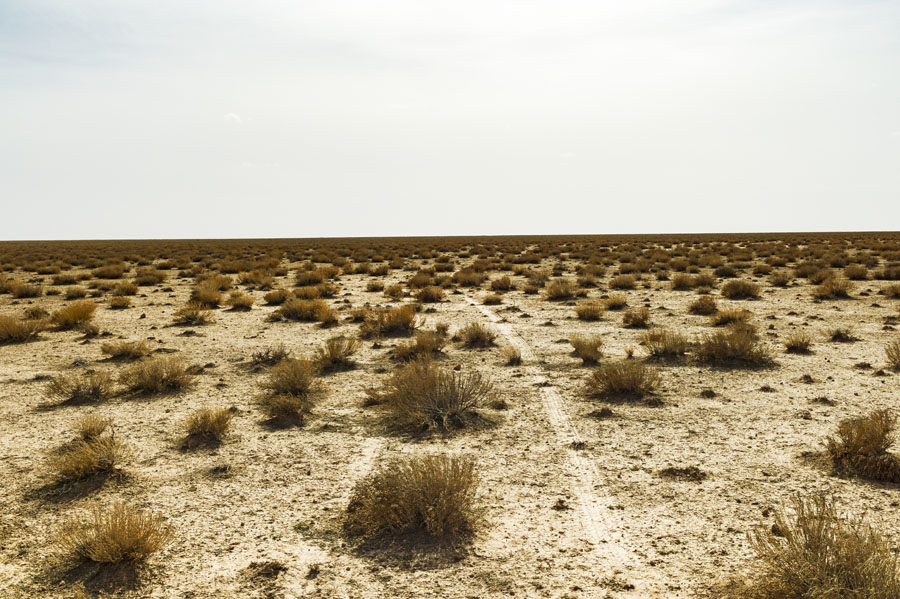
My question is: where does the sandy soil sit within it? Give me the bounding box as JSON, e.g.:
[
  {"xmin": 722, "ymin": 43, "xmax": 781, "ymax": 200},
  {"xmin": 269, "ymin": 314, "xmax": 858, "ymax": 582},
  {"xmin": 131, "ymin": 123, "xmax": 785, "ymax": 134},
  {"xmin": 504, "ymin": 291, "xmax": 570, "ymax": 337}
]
[{"xmin": 2, "ymin": 246, "xmax": 899, "ymax": 598}]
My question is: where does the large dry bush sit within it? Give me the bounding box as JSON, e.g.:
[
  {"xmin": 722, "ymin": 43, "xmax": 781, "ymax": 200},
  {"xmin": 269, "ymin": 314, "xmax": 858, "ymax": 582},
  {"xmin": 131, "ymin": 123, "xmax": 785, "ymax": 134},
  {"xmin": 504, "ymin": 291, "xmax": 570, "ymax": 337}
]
[
  {"xmin": 711, "ymin": 308, "xmax": 752, "ymax": 327},
  {"xmin": 641, "ymin": 329, "xmax": 689, "ymax": 359},
  {"xmin": 585, "ymin": 361, "xmax": 660, "ymax": 399},
  {"xmin": 689, "ymin": 295, "xmax": 718, "ymax": 315},
  {"xmin": 52, "ymin": 435, "xmax": 126, "ymax": 482},
  {"xmin": 744, "ymin": 494, "xmax": 900, "ymax": 599},
  {"xmin": 0, "ymin": 315, "xmax": 48, "ymax": 343},
  {"xmin": 183, "ymin": 407, "xmax": 233, "ymax": 446},
  {"xmin": 570, "ymin": 334, "xmax": 603, "ymax": 365},
  {"xmin": 120, "ymin": 356, "xmax": 193, "ymax": 394},
  {"xmin": 368, "ymin": 360, "xmax": 493, "ymax": 432},
  {"xmin": 826, "ymin": 409, "xmax": 900, "ymax": 483},
  {"xmin": 313, "ymin": 335, "xmax": 360, "ymax": 372},
  {"xmin": 260, "ymin": 357, "xmax": 318, "ymax": 396},
  {"xmin": 544, "ymin": 279, "xmax": 576, "ymax": 300},
  {"xmin": 343, "ymin": 454, "xmax": 479, "ymax": 542},
  {"xmin": 359, "ymin": 304, "xmax": 420, "ymax": 338},
  {"xmin": 458, "ymin": 322, "xmax": 496, "ymax": 348},
  {"xmin": 50, "ymin": 300, "xmax": 97, "ymax": 329},
  {"xmin": 784, "ymin": 332, "xmax": 812, "ymax": 354},
  {"xmin": 173, "ymin": 302, "xmax": 214, "ymax": 326},
  {"xmin": 623, "ymin": 307, "xmax": 651, "ymax": 328},
  {"xmin": 101, "ymin": 340, "xmax": 151, "ymax": 360},
  {"xmin": 695, "ymin": 325, "xmax": 773, "ymax": 366},
  {"xmin": 813, "ymin": 277, "xmax": 854, "ymax": 299},
  {"xmin": 720, "ymin": 279, "xmax": 759, "ymax": 299},
  {"xmin": 394, "ymin": 330, "xmax": 448, "ymax": 361},
  {"xmin": 46, "ymin": 371, "xmax": 114, "ymax": 404},
  {"xmin": 416, "ymin": 286, "xmax": 445, "ymax": 303},
  {"xmin": 575, "ymin": 301, "xmax": 605, "ymax": 321},
  {"xmin": 56, "ymin": 502, "xmax": 173, "ymax": 563},
  {"xmin": 272, "ymin": 298, "xmax": 336, "ymax": 325},
  {"xmin": 609, "ymin": 274, "xmax": 637, "ymax": 290},
  {"xmin": 885, "ymin": 338, "xmax": 900, "ymax": 370}
]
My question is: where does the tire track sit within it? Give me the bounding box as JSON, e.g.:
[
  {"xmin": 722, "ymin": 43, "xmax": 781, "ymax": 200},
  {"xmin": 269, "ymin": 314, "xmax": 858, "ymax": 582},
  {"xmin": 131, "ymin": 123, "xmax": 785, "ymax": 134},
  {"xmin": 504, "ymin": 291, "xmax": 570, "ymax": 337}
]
[{"xmin": 462, "ymin": 295, "xmax": 669, "ymax": 597}]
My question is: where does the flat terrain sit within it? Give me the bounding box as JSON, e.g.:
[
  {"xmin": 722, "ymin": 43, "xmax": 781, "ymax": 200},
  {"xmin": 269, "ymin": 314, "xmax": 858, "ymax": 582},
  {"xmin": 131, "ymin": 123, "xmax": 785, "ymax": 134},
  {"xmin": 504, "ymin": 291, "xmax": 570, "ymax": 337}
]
[{"xmin": 2, "ymin": 234, "xmax": 899, "ymax": 598}]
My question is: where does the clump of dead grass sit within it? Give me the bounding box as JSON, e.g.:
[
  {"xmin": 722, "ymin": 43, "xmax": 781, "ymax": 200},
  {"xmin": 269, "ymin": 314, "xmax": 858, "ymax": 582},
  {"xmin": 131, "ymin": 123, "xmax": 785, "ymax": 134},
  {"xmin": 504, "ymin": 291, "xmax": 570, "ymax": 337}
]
[
  {"xmin": 359, "ymin": 304, "xmax": 420, "ymax": 338},
  {"xmin": 101, "ymin": 340, "xmax": 151, "ymax": 360},
  {"xmin": 56, "ymin": 502, "xmax": 173, "ymax": 563},
  {"xmin": 50, "ymin": 300, "xmax": 97, "ymax": 329},
  {"xmin": 313, "ymin": 336, "xmax": 360, "ymax": 373},
  {"xmin": 183, "ymin": 407, "xmax": 233, "ymax": 447},
  {"xmin": 720, "ymin": 279, "xmax": 759, "ymax": 299},
  {"xmin": 575, "ymin": 301, "xmax": 605, "ymax": 321},
  {"xmin": 641, "ymin": 329, "xmax": 689, "ymax": 359},
  {"xmin": 570, "ymin": 334, "xmax": 603, "ymax": 365},
  {"xmin": 585, "ymin": 361, "xmax": 660, "ymax": 399},
  {"xmin": 826, "ymin": 409, "xmax": 900, "ymax": 482},
  {"xmin": 46, "ymin": 371, "xmax": 114, "ymax": 404},
  {"xmin": 623, "ymin": 307, "xmax": 651, "ymax": 328},
  {"xmin": 119, "ymin": 356, "xmax": 192, "ymax": 394},
  {"xmin": 0, "ymin": 315, "xmax": 48, "ymax": 344},
  {"xmin": 51, "ymin": 434, "xmax": 126, "ymax": 482},
  {"xmin": 695, "ymin": 325, "xmax": 773, "ymax": 366},
  {"xmin": 784, "ymin": 332, "xmax": 812, "ymax": 354},
  {"xmin": 458, "ymin": 322, "xmax": 496, "ymax": 348}
]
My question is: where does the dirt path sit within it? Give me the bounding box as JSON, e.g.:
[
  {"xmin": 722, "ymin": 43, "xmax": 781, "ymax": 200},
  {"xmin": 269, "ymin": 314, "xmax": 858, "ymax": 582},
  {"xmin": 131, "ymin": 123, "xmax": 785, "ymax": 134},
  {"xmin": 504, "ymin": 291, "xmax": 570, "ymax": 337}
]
[{"xmin": 462, "ymin": 294, "xmax": 674, "ymax": 598}]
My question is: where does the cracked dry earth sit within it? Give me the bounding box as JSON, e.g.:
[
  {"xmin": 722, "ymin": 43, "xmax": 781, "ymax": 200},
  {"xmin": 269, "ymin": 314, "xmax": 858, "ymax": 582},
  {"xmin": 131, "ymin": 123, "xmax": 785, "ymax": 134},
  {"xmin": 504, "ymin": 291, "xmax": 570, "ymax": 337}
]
[{"xmin": 2, "ymin": 256, "xmax": 900, "ymax": 599}]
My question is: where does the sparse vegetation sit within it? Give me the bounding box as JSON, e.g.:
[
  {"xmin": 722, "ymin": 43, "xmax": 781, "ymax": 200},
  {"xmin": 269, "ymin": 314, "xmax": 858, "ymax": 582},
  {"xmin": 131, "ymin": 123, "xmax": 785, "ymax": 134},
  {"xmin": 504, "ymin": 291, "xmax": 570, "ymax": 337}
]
[
  {"xmin": 585, "ymin": 361, "xmax": 660, "ymax": 399},
  {"xmin": 56, "ymin": 502, "xmax": 173, "ymax": 563},
  {"xmin": 50, "ymin": 300, "xmax": 97, "ymax": 329},
  {"xmin": 359, "ymin": 304, "xmax": 420, "ymax": 338},
  {"xmin": 313, "ymin": 335, "xmax": 360, "ymax": 372},
  {"xmin": 120, "ymin": 356, "xmax": 193, "ymax": 394},
  {"xmin": 101, "ymin": 340, "xmax": 151, "ymax": 360},
  {"xmin": 623, "ymin": 307, "xmax": 650, "ymax": 328},
  {"xmin": 575, "ymin": 301, "xmax": 605, "ymax": 321},
  {"xmin": 46, "ymin": 371, "xmax": 114, "ymax": 404},
  {"xmin": 695, "ymin": 325, "xmax": 773, "ymax": 366},
  {"xmin": 720, "ymin": 279, "xmax": 759, "ymax": 299},
  {"xmin": 458, "ymin": 322, "xmax": 496, "ymax": 348},
  {"xmin": 570, "ymin": 334, "xmax": 603, "ymax": 364},
  {"xmin": 784, "ymin": 332, "xmax": 812, "ymax": 354},
  {"xmin": 183, "ymin": 407, "xmax": 233, "ymax": 446},
  {"xmin": 0, "ymin": 315, "xmax": 48, "ymax": 343},
  {"xmin": 688, "ymin": 295, "xmax": 717, "ymax": 315},
  {"xmin": 51, "ymin": 434, "xmax": 126, "ymax": 482},
  {"xmin": 826, "ymin": 409, "xmax": 900, "ymax": 483},
  {"xmin": 641, "ymin": 329, "xmax": 689, "ymax": 359}
]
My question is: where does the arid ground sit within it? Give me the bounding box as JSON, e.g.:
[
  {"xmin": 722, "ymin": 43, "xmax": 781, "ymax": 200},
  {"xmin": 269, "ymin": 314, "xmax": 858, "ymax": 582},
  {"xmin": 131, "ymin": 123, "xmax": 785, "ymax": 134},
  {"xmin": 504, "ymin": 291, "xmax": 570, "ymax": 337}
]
[{"xmin": 2, "ymin": 234, "xmax": 900, "ymax": 598}]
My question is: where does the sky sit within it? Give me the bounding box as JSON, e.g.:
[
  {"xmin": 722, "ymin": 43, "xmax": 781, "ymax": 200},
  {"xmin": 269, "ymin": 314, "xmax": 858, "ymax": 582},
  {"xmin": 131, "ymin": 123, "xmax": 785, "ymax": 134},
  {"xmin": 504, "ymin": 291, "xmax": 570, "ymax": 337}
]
[{"xmin": 1, "ymin": 0, "xmax": 899, "ymax": 240}]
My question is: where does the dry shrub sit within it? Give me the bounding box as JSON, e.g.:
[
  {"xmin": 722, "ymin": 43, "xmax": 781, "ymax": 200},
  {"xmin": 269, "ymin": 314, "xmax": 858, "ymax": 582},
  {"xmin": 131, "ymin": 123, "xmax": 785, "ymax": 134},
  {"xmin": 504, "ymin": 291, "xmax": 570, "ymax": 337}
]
[
  {"xmin": 258, "ymin": 393, "xmax": 312, "ymax": 423},
  {"xmin": 76, "ymin": 414, "xmax": 111, "ymax": 440},
  {"xmin": 369, "ymin": 360, "xmax": 493, "ymax": 431},
  {"xmin": 112, "ymin": 281, "xmax": 138, "ymax": 296},
  {"xmin": 359, "ymin": 304, "xmax": 420, "ymax": 338},
  {"xmin": 108, "ymin": 296, "xmax": 131, "ymax": 309},
  {"xmin": 609, "ymin": 274, "xmax": 637, "ymax": 290},
  {"xmin": 826, "ymin": 409, "xmax": 900, "ymax": 483},
  {"xmin": 844, "ymin": 265, "xmax": 868, "ymax": 280},
  {"xmin": 490, "ymin": 276, "xmax": 514, "ymax": 292},
  {"xmin": 575, "ymin": 301, "xmax": 605, "ymax": 321},
  {"xmin": 784, "ymin": 332, "xmax": 812, "ymax": 354},
  {"xmin": 452, "ymin": 269, "xmax": 486, "ymax": 287},
  {"xmin": 585, "ymin": 361, "xmax": 660, "ymax": 399},
  {"xmin": 416, "ymin": 286, "xmax": 445, "ymax": 303},
  {"xmin": 670, "ymin": 273, "xmax": 696, "ymax": 290},
  {"xmin": 884, "ymin": 338, "xmax": 900, "ymax": 370},
  {"xmin": 56, "ymin": 502, "xmax": 173, "ymax": 563},
  {"xmin": 604, "ymin": 294, "xmax": 627, "ymax": 310},
  {"xmin": 52, "ymin": 273, "xmax": 79, "ymax": 286},
  {"xmin": 394, "ymin": 330, "xmax": 448, "ymax": 361},
  {"xmin": 384, "ymin": 283, "xmax": 405, "ymax": 299},
  {"xmin": 293, "ymin": 285, "xmax": 322, "ymax": 300},
  {"xmin": 263, "ymin": 289, "xmax": 290, "ymax": 305},
  {"xmin": 314, "ymin": 335, "xmax": 360, "ymax": 372},
  {"xmin": 883, "ymin": 283, "xmax": 900, "ymax": 299},
  {"xmin": 711, "ymin": 307, "xmax": 751, "ymax": 327},
  {"xmin": 366, "ymin": 280, "xmax": 385, "ymax": 292},
  {"xmin": 769, "ymin": 271, "xmax": 793, "ymax": 287},
  {"xmin": 184, "ymin": 407, "xmax": 233, "ymax": 445},
  {"xmin": 0, "ymin": 315, "xmax": 48, "ymax": 343},
  {"xmin": 101, "ymin": 340, "xmax": 151, "ymax": 360},
  {"xmin": 343, "ymin": 454, "xmax": 479, "ymax": 541},
  {"xmin": 745, "ymin": 494, "xmax": 900, "ymax": 599},
  {"xmin": 458, "ymin": 322, "xmax": 496, "ymax": 348},
  {"xmin": 120, "ymin": 356, "xmax": 192, "ymax": 394},
  {"xmin": 721, "ymin": 279, "xmax": 759, "ymax": 299},
  {"xmin": 695, "ymin": 325, "xmax": 773, "ymax": 366},
  {"xmin": 623, "ymin": 307, "xmax": 650, "ymax": 328},
  {"xmin": 189, "ymin": 284, "xmax": 223, "ymax": 308},
  {"xmin": 260, "ymin": 357, "xmax": 317, "ymax": 396},
  {"xmin": 51, "ymin": 300, "xmax": 97, "ymax": 329},
  {"xmin": 570, "ymin": 334, "xmax": 603, "ymax": 364},
  {"xmin": 641, "ymin": 329, "xmax": 688, "ymax": 359},
  {"xmin": 133, "ymin": 267, "xmax": 166, "ymax": 286},
  {"xmin": 24, "ymin": 306, "xmax": 49, "ymax": 320},
  {"xmin": 173, "ymin": 302, "xmax": 213, "ymax": 325},
  {"xmin": 46, "ymin": 371, "xmax": 114, "ymax": 404},
  {"xmin": 813, "ymin": 277, "xmax": 854, "ymax": 299},
  {"xmin": 65, "ymin": 286, "xmax": 88, "ymax": 300},
  {"xmin": 91, "ymin": 264, "xmax": 127, "ymax": 279},
  {"xmin": 829, "ymin": 327, "xmax": 858, "ymax": 343},
  {"xmin": 250, "ymin": 344, "xmax": 290, "ymax": 366},
  {"xmin": 689, "ymin": 295, "xmax": 718, "ymax": 315},
  {"xmin": 482, "ymin": 293, "xmax": 502, "ymax": 305},
  {"xmin": 501, "ymin": 345, "xmax": 522, "ymax": 365},
  {"xmin": 227, "ymin": 291, "xmax": 254, "ymax": 311},
  {"xmin": 8, "ymin": 282, "xmax": 43, "ymax": 298},
  {"xmin": 52, "ymin": 435, "xmax": 126, "ymax": 482},
  {"xmin": 272, "ymin": 298, "xmax": 335, "ymax": 325},
  {"xmin": 544, "ymin": 279, "xmax": 576, "ymax": 300}
]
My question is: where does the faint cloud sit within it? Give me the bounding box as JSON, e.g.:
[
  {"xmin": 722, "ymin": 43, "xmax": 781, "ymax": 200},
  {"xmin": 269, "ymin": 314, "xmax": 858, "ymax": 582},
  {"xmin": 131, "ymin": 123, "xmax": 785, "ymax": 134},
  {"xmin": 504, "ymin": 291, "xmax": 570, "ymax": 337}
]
[{"xmin": 224, "ymin": 112, "xmax": 243, "ymax": 125}]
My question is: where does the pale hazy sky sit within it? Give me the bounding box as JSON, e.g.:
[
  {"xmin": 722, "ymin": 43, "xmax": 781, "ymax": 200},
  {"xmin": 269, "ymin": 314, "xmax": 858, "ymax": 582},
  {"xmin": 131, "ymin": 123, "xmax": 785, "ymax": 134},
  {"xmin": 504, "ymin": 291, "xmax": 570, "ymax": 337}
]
[{"xmin": 1, "ymin": 1, "xmax": 898, "ymax": 240}]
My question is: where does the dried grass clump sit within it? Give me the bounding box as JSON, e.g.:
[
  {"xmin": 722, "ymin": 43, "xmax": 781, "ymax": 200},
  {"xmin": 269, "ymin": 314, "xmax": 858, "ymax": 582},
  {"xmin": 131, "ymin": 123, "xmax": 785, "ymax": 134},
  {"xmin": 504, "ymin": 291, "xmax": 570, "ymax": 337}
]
[
  {"xmin": 189, "ymin": 283, "xmax": 223, "ymax": 308},
  {"xmin": 501, "ymin": 345, "xmax": 522, "ymax": 366},
  {"xmin": 111, "ymin": 281, "xmax": 138, "ymax": 296},
  {"xmin": 184, "ymin": 407, "xmax": 233, "ymax": 445},
  {"xmin": 226, "ymin": 291, "xmax": 255, "ymax": 311},
  {"xmin": 260, "ymin": 357, "xmax": 317, "ymax": 396},
  {"xmin": 695, "ymin": 325, "xmax": 773, "ymax": 366},
  {"xmin": 394, "ymin": 330, "xmax": 448, "ymax": 361},
  {"xmin": 8, "ymin": 282, "xmax": 43, "ymax": 298},
  {"xmin": 258, "ymin": 393, "xmax": 312, "ymax": 423},
  {"xmin": 543, "ymin": 279, "xmax": 576, "ymax": 300},
  {"xmin": 844, "ymin": 265, "xmax": 868, "ymax": 280},
  {"xmin": 711, "ymin": 308, "xmax": 751, "ymax": 327},
  {"xmin": 769, "ymin": 271, "xmax": 794, "ymax": 287},
  {"xmin": 482, "ymin": 293, "xmax": 502, "ymax": 305},
  {"xmin": 250, "ymin": 344, "xmax": 290, "ymax": 366},
  {"xmin": 784, "ymin": 332, "xmax": 812, "ymax": 354},
  {"xmin": 458, "ymin": 322, "xmax": 496, "ymax": 348},
  {"xmin": 272, "ymin": 299, "xmax": 336, "ymax": 325},
  {"xmin": 829, "ymin": 327, "xmax": 858, "ymax": 343},
  {"xmin": 366, "ymin": 280, "xmax": 385, "ymax": 292},
  {"xmin": 369, "ymin": 360, "xmax": 493, "ymax": 431},
  {"xmin": 24, "ymin": 306, "xmax": 50, "ymax": 320},
  {"xmin": 91, "ymin": 264, "xmax": 127, "ymax": 279},
  {"xmin": 46, "ymin": 371, "xmax": 114, "ymax": 403},
  {"xmin": 263, "ymin": 289, "xmax": 290, "ymax": 305},
  {"xmin": 65, "ymin": 286, "xmax": 88, "ymax": 300},
  {"xmin": 609, "ymin": 274, "xmax": 637, "ymax": 290},
  {"xmin": 575, "ymin": 301, "xmax": 605, "ymax": 321},
  {"xmin": 56, "ymin": 502, "xmax": 173, "ymax": 563},
  {"xmin": 689, "ymin": 295, "xmax": 718, "ymax": 315},
  {"xmin": 120, "ymin": 356, "xmax": 192, "ymax": 394},
  {"xmin": 343, "ymin": 454, "xmax": 479, "ymax": 542},
  {"xmin": 51, "ymin": 434, "xmax": 126, "ymax": 482},
  {"xmin": 623, "ymin": 307, "xmax": 650, "ymax": 328},
  {"xmin": 0, "ymin": 315, "xmax": 48, "ymax": 344},
  {"xmin": 76, "ymin": 414, "xmax": 111, "ymax": 440},
  {"xmin": 384, "ymin": 283, "xmax": 405, "ymax": 299},
  {"xmin": 745, "ymin": 494, "xmax": 900, "ymax": 599},
  {"xmin": 641, "ymin": 329, "xmax": 689, "ymax": 359},
  {"xmin": 720, "ymin": 279, "xmax": 759, "ymax": 299},
  {"xmin": 813, "ymin": 277, "xmax": 854, "ymax": 299},
  {"xmin": 570, "ymin": 334, "xmax": 603, "ymax": 364},
  {"xmin": 173, "ymin": 302, "xmax": 214, "ymax": 326},
  {"xmin": 101, "ymin": 340, "xmax": 151, "ymax": 360},
  {"xmin": 416, "ymin": 286, "xmax": 445, "ymax": 303},
  {"xmin": 585, "ymin": 361, "xmax": 660, "ymax": 399},
  {"xmin": 884, "ymin": 338, "xmax": 900, "ymax": 370},
  {"xmin": 670, "ymin": 273, "xmax": 696, "ymax": 290},
  {"xmin": 359, "ymin": 304, "xmax": 420, "ymax": 338},
  {"xmin": 604, "ymin": 294, "xmax": 627, "ymax": 310},
  {"xmin": 108, "ymin": 296, "xmax": 132, "ymax": 309},
  {"xmin": 50, "ymin": 300, "xmax": 97, "ymax": 329},
  {"xmin": 313, "ymin": 336, "xmax": 360, "ymax": 372},
  {"xmin": 133, "ymin": 267, "xmax": 167, "ymax": 286},
  {"xmin": 490, "ymin": 276, "xmax": 515, "ymax": 292},
  {"xmin": 825, "ymin": 409, "xmax": 900, "ymax": 483}
]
